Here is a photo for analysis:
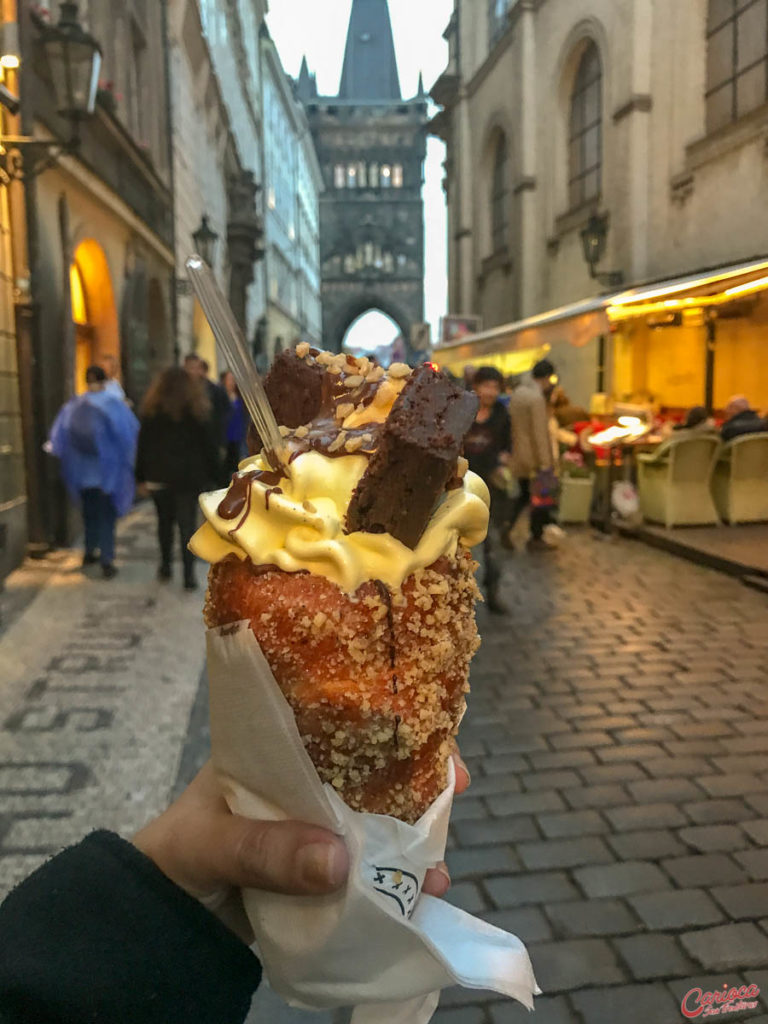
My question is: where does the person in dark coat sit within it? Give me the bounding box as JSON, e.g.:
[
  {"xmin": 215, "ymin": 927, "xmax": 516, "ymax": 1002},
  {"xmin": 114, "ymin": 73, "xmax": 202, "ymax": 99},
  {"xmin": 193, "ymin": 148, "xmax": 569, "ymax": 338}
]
[
  {"xmin": 720, "ymin": 395, "xmax": 768, "ymax": 442},
  {"xmin": 184, "ymin": 353, "xmax": 230, "ymax": 469},
  {"xmin": 136, "ymin": 367, "xmax": 221, "ymax": 590},
  {"xmin": 463, "ymin": 366, "xmax": 512, "ymax": 614}
]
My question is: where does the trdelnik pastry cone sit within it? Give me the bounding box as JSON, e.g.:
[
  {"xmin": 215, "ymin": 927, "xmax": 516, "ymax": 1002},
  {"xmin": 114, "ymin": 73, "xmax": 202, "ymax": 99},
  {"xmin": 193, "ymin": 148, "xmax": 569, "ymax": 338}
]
[{"xmin": 190, "ymin": 346, "xmax": 490, "ymax": 823}]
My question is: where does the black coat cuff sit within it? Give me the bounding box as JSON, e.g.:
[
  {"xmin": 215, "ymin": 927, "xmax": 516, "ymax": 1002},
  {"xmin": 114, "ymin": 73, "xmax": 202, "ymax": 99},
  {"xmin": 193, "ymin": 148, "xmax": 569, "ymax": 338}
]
[{"xmin": 0, "ymin": 830, "xmax": 262, "ymax": 1024}]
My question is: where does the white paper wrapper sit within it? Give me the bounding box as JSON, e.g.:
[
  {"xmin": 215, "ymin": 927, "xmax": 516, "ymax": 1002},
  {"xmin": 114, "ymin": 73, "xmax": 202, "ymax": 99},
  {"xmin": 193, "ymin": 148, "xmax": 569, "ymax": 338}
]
[{"xmin": 207, "ymin": 621, "xmax": 540, "ymax": 1023}]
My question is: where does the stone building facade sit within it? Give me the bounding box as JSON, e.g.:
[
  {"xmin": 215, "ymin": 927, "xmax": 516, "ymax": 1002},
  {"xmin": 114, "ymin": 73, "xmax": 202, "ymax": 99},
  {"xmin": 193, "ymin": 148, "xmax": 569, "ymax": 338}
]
[
  {"xmin": 169, "ymin": 0, "xmax": 267, "ymax": 371},
  {"xmin": 433, "ymin": 0, "xmax": 768, "ymax": 323},
  {"xmin": 1, "ymin": 0, "xmax": 176, "ymax": 568},
  {"xmin": 298, "ymin": 0, "xmax": 428, "ymax": 354},
  {"xmin": 260, "ymin": 26, "xmax": 322, "ymax": 360}
]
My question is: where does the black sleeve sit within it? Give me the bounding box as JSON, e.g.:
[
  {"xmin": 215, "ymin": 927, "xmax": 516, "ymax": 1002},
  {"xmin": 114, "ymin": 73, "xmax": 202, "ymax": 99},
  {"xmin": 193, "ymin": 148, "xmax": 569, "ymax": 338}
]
[
  {"xmin": 497, "ymin": 406, "xmax": 512, "ymax": 453},
  {"xmin": 201, "ymin": 417, "xmax": 224, "ymax": 487},
  {"xmin": 0, "ymin": 831, "xmax": 262, "ymax": 1024},
  {"xmin": 135, "ymin": 418, "xmax": 149, "ymax": 483}
]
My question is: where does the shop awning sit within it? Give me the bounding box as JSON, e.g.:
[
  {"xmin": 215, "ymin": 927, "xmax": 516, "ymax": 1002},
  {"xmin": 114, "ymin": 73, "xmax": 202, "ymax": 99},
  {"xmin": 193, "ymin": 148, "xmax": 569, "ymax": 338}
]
[
  {"xmin": 433, "ymin": 295, "xmax": 611, "ymax": 376},
  {"xmin": 433, "ymin": 254, "xmax": 768, "ymax": 375},
  {"xmin": 606, "ymin": 255, "xmax": 768, "ymax": 321}
]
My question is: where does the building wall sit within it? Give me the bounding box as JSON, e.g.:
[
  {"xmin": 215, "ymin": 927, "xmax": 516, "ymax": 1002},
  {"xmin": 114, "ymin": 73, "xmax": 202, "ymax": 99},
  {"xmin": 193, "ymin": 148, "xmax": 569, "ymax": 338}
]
[
  {"xmin": 439, "ymin": 0, "xmax": 768, "ymax": 326},
  {"xmin": 197, "ymin": 0, "xmax": 266, "ymax": 345},
  {"xmin": 262, "ymin": 37, "xmax": 322, "ymax": 356},
  {"xmin": 0, "ymin": 180, "xmax": 25, "ymax": 579},
  {"xmin": 168, "ymin": 0, "xmax": 231, "ymax": 369}
]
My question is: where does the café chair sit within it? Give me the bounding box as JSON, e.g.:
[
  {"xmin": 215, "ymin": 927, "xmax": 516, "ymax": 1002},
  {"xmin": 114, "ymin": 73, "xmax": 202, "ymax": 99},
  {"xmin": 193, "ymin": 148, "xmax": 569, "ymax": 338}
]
[
  {"xmin": 637, "ymin": 434, "xmax": 720, "ymax": 528},
  {"xmin": 711, "ymin": 434, "xmax": 768, "ymax": 524}
]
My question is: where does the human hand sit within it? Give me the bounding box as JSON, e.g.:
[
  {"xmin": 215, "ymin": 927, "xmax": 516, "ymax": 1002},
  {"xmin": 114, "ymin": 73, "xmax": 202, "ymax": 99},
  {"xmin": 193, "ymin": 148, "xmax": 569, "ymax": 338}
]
[
  {"xmin": 134, "ymin": 751, "xmax": 470, "ymax": 936},
  {"xmin": 134, "ymin": 762, "xmax": 349, "ymax": 904},
  {"xmin": 136, "ymin": 482, "xmax": 149, "ymax": 499}
]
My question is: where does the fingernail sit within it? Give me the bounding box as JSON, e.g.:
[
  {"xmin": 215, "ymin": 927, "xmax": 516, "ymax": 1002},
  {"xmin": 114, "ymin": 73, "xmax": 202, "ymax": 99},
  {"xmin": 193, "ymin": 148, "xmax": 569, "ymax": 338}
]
[
  {"xmin": 436, "ymin": 862, "xmax": 451, "ymax": 888},
  {"xmin": 296, "ymin": 841, "xmax": 348, "ymax": 890},
  {"xmin": 456, "ymin": 756, "xmax": 471, "ymax": 787}
]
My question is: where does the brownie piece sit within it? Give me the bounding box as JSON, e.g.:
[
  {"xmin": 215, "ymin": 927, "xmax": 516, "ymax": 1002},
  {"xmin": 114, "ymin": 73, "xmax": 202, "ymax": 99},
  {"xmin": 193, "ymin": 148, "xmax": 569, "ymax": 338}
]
[
  {"xmin": 346, "ymin": 365, "xmax": 478, "ymax": 548},
  {"xmin": 264, "ymin": 350, "xmax": 325, "ymax": 427},
  {"xmin": 247, "ymin": 350, "xmax": 325, "ymax": 453}
]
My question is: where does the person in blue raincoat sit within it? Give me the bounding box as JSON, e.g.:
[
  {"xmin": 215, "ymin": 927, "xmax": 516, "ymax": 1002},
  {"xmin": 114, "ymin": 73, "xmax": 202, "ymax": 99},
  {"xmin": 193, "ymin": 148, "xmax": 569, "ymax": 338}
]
[{"xmin": 48, "ymin": 365, "xmax": 140, "ymax": 578}]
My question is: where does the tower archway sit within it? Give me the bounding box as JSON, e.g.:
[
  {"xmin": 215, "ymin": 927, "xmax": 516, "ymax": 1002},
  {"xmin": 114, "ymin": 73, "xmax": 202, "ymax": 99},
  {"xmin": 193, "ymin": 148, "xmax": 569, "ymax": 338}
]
[
  {"xmin": 330, "ymin": 291, "xmax": 412, "ymax": 359},
  {"xmin": 69, "ymin": 240, "xmax": 119, "ymax": 394},
  {"xmin": 342, "ymin": 308, "xmax": 403, "ymax": 362}
]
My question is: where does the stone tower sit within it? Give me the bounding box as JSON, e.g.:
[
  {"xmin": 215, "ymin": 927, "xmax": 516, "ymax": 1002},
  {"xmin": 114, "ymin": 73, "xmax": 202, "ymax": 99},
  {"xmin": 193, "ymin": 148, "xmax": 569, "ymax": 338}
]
[{"xmin": 297, "ymin": 0, "xmax": 428, "ymax": 354}]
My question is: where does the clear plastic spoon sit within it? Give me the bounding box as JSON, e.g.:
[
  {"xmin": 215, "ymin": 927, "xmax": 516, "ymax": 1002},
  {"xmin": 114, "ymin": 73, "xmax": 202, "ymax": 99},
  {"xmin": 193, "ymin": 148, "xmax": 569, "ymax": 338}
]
[{"xmin": 185, "ymin": 254, "xmax": 287, "ymax": 474}]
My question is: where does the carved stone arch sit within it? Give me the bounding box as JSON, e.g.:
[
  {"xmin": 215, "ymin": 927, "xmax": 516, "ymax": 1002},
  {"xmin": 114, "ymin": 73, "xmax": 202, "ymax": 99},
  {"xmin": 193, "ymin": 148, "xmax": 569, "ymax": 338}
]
[{"xmin": 329, "ymin": 292, "xmax": 412, "ymax": 356}]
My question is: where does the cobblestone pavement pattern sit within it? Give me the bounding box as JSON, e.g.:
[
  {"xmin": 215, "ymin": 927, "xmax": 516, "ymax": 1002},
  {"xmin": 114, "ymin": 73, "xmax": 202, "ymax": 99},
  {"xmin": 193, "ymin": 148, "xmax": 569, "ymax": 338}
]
[
  {"xmin": 2, "ymin": 513, "xmax": 768, "ymax": 1024},
  {"xmin": 440, "ymin": 533, "xmax": 768, "ymax": 1024}
]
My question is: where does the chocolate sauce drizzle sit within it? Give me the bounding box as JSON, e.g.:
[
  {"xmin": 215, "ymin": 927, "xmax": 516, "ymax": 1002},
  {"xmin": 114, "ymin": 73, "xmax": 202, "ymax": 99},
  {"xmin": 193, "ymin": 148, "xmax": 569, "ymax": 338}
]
[
  {"xmin": 264, "ymin": 487, "xmax": 282, "ymax": 510},
  {"xmin": 217, "ymin": 469, "xmax": 285, "ymax": 521}
]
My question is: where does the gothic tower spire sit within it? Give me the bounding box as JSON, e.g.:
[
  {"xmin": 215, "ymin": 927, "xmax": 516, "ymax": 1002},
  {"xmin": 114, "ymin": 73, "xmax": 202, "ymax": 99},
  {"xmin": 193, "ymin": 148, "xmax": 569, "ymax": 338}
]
[{"xmin": 338, "ymin": 0, "xmax": 401, "ymax": 101}]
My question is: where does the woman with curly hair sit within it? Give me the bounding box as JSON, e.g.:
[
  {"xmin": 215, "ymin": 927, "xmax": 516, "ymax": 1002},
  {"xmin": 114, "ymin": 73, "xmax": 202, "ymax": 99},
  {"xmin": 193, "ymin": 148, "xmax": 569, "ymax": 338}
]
[{"xmin": 136, "ymin": 366, "xmax": 221, "ymax": 590}]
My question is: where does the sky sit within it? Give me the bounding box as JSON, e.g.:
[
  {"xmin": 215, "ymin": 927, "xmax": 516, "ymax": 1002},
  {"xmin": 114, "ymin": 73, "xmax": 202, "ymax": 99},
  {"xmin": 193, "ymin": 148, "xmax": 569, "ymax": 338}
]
[{"xmin": 266, "ymin": 0, "xmax": 454, "ymax": 351}]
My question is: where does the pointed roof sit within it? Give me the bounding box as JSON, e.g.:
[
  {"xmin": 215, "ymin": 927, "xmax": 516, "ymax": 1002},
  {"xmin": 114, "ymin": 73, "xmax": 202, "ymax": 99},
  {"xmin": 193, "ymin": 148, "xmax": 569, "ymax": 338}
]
[
  {"xmin": 296, "ymin": 55, "xmax": 317, "ymax": 102},
  {"xmin": 338, "ymin": 0, "xmax": 401, "ymax": 101}
]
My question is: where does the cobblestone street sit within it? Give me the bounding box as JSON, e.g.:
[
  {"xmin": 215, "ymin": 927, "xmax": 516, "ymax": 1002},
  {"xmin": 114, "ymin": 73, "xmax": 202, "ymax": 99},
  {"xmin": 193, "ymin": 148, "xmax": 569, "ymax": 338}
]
[
  {"xmin": 1, "ymin": 513, "xmax": 768, "ymax": 1024},
  {"xmin": 443, "ymin": 533, "xmax": 768, "ymax": 1024}
]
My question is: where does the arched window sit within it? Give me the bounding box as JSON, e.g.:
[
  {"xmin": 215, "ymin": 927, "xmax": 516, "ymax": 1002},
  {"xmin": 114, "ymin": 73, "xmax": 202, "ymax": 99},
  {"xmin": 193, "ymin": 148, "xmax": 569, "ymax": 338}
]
[
  {"xmin": 334, "ymin": 164, "xmax": 345, "ymax": 188},
  {"xmin": 380, "ymin": 164, "xmax": 392, "ymax": 188},
  {"xmin": 392, "ymin": 164, "xmax": 403, "ymax": 187},
  {"xmin": 369, "ymin": 162, "xmax": 379, "ymax": 187},
  {"xmin": 491, "ymin": 133, "xmax": 509, "ymax": 253},
  {"xmin": 347, "ymin": 163, "xmax": 358, "ymax": 188},
  {"xmin": 568, "ymin": 42, "xmax": 602, "ymax": 209},
  {"xmin": 706, "ymin": 0, "xmax": 768, "ymax": 132}
]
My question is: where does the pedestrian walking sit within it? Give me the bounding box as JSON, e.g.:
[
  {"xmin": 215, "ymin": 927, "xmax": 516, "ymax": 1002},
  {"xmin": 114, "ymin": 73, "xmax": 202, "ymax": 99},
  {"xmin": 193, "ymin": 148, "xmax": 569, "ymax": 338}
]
[
  {"xmin": 136, "ymin": 367, "xmax": 221, "ymax": 591},
  {"xmin": 463, "ymin": 366, "xmax": 512, "ymax": 614},
  {"xmin": 220, "ymin": 370, "xmax": 247, "ymax": 478},
  {"xmin": 48, "ymin": 365, "xmax": 139, "ymax": 578},
  {"xmin": 505, "ymin": 359, "xmax": 559, "ymax": 552},
  {"xmin": 184, "ymin": 353, "xmax": 230, "ymax": 464}
]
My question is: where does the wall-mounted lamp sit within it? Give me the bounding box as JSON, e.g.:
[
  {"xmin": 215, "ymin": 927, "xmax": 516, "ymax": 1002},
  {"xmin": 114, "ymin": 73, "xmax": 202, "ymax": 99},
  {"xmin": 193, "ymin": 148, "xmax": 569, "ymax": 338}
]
[
  {"xmin": 580, "ymin": 213, "xmax": 624, "ymax": 288},
  {"xmin": 192, "ymin": 214, "xmax": 219, "ymax": 267},
  {"xmin": 0, "ymin": 3, "xmax": 102, "ymax": 184}
]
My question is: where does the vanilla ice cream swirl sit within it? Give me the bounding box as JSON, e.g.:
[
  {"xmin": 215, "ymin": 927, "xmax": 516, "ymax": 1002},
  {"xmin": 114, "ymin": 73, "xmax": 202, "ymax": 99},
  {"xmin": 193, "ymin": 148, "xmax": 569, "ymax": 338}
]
[{"xmin": 190, "ymin": 450, "xmax": 490, "ymax": 593}]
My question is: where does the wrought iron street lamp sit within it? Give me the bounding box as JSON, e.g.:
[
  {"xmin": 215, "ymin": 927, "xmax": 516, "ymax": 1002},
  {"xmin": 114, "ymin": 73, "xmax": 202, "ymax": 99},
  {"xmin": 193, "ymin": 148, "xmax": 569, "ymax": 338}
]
[
  {"xmin": 192, "ymin": 214, "xmax": 219, "ymax": 267},
  {"xmin": 0, "ymin": 2, "xmax": 102, "ymax": 183},
  {"xmin": 580, "ymin": 212, "xmax": 624, "ymax": 288},
  {"xmin": 41, "ymin": 2, "xmax": 102, "ymax": 121}
]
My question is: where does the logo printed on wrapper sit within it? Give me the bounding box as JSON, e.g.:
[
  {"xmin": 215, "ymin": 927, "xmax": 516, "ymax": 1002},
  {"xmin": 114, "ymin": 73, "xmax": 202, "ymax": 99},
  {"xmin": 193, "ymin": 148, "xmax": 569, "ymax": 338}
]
[
  {"xmin": 369, "ymin": 865, "xmax": 420, "ymax": 917},
  {"xmin": 680, "ymin": 982, "xmax": 761, "ymax": 1018}
]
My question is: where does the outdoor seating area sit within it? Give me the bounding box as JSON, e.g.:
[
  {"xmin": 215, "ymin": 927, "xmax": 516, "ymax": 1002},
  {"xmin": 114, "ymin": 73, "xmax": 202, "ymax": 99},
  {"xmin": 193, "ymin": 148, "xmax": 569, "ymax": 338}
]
[{"xmin": 636, "ymin": 433, "xmax": 768, "ymax": 528}]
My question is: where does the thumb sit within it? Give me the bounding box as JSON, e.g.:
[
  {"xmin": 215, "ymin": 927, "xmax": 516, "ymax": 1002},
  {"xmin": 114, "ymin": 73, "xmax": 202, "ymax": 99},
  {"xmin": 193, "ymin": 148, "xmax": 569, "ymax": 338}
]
[{"xmin": 218, "ymin": 816, "xmax": 349, "ymax": 896}]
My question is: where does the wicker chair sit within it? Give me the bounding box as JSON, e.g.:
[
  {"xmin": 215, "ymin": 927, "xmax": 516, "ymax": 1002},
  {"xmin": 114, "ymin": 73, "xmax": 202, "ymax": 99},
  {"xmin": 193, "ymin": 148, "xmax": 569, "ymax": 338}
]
[
  {"xmin": 711, "ymin": 434, "xmax": 768, "ymax": 524},
  {"xmin": 637, "ymin": 434, "xmax": 720, "ymax": 528}
]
